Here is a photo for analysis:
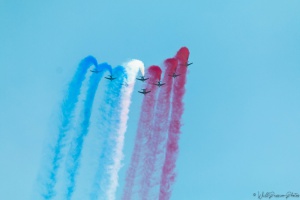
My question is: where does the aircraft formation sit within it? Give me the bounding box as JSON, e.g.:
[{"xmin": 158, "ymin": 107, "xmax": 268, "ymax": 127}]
[{"xmin": 91, "ymin": 62, "xmax": 193, "ymax": 95}]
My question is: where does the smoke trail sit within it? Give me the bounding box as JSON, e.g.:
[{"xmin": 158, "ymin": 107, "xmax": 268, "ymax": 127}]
[
  {"xmin": 138, "ymin": 59, "xmax": 178, "ymax": 200},
  {"xmin": 159, "ymin": 47, "xmax": 190, "ymax": 200},
  {"xmin": 106, "ymin": 60, "xmax": 146, "ymax": 200},
  {"xmin": 40, "ymin": 56, "xmax": 98, "ymax": 200},
  {"xmin": 90, "ymin": 60, "xmax": 143, "ymax": 200},
  {"xmin": 64, "ymin": 63, "xmax": 112, "ymax": 200},
  {"xmin": 89, "ymin": 65, "xmax": 126, "ymax": 200},
  {"xmin": 122, "ymin": 66, "xmax": 162, "ymax": 200}
]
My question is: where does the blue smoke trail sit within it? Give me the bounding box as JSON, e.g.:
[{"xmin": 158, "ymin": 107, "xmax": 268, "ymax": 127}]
[
  {"xmin": 64, "ymin": 63, "xmax": 112, "ymax": 200},
  {"xmin": 40, "ymin": 56, "xmax": 98, "ymax": 200},
  {"xmin": 89, "ymin": 66, "xmax": 127, "ymax": 200}
]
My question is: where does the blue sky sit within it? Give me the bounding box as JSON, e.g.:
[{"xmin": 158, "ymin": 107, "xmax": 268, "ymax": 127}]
[{"xmin": 0, "ymin": 0, "xmax": 300, "ymax": 199}]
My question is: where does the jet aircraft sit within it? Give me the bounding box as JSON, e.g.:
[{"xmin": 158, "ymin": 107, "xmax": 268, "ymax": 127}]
[
  {"xmin": 181, "ymin": 62, "xmax": 193, "ymax": 67},
  {"xmin": 90, "ymin": 69, "xmax": 99, "ymax": 73},
  {"xmin": 168, "ymin": 72, "xmax": 180, "ymax": 78},
  {"xmin": 138, "ymin": 89, "xmax": 151, "ymax": 95},
  {"xmin": 153, "ymin": 80, "xmax": 165, "ymax": 87},
  {"xmin": 121, "ymin": 82, "xmax": 129, "ymax": 87},
  {"xmin": 136, "ymin": 76, "xmax": 149, "ymax": 82},
  {"xmin": 105, "ymin": 75, "xmax": 116, "ymax": 81}
]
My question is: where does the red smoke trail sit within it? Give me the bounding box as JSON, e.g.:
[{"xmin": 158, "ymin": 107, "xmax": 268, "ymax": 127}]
[
  {"xmin": 139, "ymin": 58, "xmax": 178, "ymax": 200},
  {"xmin": 122, "ymin": 66, "xmax": 162, "ymax": 200},
  {"xmin": 159, "ymin": 47, "xmax": 190, "ymax": 200}
]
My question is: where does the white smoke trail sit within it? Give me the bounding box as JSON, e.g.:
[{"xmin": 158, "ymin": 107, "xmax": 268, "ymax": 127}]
[{"xmin": 105, "ymin": 59, "xmax": 144, "ymax": 200}]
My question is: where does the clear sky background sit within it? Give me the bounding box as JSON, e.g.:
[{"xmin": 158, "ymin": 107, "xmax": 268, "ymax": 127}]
[{"xmin": 1, "ymin": 0, "xmax": 300, "ymax": 200}]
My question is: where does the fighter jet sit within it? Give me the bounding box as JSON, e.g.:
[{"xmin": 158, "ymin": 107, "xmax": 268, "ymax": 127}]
[
  {"xmin": 105, "ymin": 75, "xmax": 116, "ymax": 81},
  {"xmin": 136, "ymin": 76, "xmax": 149, "ymax": 82},
  {"xmin": 121, "ymin": 81, "xmax": 129, "ymax": 87},
  {"xmin": 138, "ymin": 89, "xmax": 151, "ymax": 95},
  {"xmin": 168, "ymin": 72, "xmax": 180, "ymax": 78},
  {"xmin": 90, "ymin": 69, "xmax": 99, "ymax": 73},
  {"xmin": 181, "ymin": 62, "xmax": 193, "ymax": 67},
  {"xmin": 153, "ymin": 80, "xmax": 165, "ymax": 87}
]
